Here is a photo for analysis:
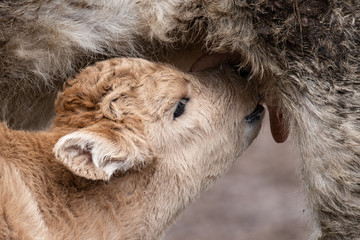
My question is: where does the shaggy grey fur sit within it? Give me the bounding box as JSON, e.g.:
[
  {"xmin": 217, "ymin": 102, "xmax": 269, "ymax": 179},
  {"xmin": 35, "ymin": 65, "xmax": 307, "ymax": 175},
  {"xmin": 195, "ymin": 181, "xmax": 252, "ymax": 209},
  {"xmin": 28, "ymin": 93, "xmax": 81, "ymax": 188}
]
[
  {"xmin": 0, "ymin": 0, "xmax": 359, "ymax": 239},
  {"xmin": 0, "ymin": 0, "xmax": 176, "ymax": 129},
  {"xmin": 166, "ymin": 1, "xmax": 359, "ymax": 239}
]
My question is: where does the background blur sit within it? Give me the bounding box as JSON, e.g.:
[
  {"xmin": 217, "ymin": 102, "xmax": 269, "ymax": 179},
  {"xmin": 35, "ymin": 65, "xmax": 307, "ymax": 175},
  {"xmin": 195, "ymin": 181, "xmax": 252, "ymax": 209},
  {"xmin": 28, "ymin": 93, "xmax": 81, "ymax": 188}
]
[{"xmin": 166, "ymin": 116, "xmax": 311, "ymax": 240}]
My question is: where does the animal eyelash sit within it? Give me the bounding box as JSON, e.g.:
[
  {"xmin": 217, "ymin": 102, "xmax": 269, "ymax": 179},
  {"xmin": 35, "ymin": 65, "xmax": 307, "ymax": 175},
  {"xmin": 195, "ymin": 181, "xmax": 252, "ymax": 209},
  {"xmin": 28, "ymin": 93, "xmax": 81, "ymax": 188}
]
[{"xmin": 173, "ymin": 98, "xmax": 190, "ymax": 119}]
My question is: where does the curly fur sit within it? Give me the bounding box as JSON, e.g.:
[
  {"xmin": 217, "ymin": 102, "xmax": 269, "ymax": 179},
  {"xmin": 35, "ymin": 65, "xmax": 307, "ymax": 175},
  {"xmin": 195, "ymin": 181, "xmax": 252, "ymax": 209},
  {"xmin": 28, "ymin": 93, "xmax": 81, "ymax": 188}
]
[
  {"xmin": 1, "ymin": 0, "xmax": 359, "ymax": 239},
  {"xmin": 0, "ymin": 0, "xmax": 181, "ymax": 129}
]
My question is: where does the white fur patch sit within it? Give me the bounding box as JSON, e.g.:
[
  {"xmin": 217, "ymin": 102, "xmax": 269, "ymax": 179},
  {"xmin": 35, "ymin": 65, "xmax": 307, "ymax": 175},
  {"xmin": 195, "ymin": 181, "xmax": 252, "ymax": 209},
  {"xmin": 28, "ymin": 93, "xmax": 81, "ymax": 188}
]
[{"xmin": 53, "ymin": 131, "xmax": 137, "ymax": 180}]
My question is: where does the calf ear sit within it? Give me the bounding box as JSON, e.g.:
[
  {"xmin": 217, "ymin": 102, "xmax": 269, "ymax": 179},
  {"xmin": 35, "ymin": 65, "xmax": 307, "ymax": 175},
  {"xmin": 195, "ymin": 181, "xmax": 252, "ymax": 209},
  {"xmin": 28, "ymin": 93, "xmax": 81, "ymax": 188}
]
[{"xmin": 53, "ymin": 121, "xmax": 152, "ymax": 181}]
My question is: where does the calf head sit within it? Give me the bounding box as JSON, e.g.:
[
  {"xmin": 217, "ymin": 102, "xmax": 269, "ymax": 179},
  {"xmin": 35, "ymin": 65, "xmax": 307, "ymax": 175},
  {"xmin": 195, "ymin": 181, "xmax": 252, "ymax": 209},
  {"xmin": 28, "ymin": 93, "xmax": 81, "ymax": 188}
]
[{"xmin": 52, "ymin": 58, "xmax": 263, "ymax": 181}]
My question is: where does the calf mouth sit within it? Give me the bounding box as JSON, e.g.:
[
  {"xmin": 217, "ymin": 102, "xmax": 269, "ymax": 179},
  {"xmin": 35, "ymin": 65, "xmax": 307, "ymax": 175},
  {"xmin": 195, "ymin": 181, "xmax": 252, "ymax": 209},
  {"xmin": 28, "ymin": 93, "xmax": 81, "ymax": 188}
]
[
  {"xmin": 244, "ymin": 104, "xmax": 265, "ymax": 123},
  {"xmin": 191, "ymin": 53, "xmax": 289, "ymax": 143}
]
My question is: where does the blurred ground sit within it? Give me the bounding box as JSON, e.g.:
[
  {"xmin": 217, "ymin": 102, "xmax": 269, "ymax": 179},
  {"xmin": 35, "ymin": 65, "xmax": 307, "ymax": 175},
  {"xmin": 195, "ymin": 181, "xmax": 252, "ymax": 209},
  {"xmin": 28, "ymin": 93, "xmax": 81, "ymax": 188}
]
[{"xmin": 165, "ymin": 116, "xmax": 311, "ymax": 240}]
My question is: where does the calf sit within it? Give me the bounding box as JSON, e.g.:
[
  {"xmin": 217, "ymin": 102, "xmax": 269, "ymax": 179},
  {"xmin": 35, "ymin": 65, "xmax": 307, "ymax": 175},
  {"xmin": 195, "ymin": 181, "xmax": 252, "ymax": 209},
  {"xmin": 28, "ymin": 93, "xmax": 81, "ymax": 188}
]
[{"xmin": 0, "ymin": 58, "xmax": 263, "ymax": 240}]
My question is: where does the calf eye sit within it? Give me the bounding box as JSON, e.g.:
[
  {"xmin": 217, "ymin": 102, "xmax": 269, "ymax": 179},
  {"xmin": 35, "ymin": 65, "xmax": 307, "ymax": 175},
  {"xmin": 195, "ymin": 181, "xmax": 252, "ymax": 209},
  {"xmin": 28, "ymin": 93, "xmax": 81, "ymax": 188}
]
[{"xmin": 173, "ymin": 98, "xmax": 190, "ymax": 119}]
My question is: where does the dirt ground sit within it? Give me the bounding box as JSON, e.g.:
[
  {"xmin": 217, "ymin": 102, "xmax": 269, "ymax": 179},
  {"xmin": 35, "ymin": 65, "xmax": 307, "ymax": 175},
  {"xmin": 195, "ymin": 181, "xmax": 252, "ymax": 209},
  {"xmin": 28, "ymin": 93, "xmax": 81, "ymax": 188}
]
[{"xmin": 165, "ymin": 116, "xmax": 311, "ymax": 240}]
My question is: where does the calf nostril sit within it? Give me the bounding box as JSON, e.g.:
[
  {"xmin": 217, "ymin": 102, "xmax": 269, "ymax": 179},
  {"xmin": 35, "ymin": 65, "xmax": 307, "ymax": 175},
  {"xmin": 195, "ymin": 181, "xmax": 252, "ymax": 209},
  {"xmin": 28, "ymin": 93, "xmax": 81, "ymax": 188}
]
[{"xmin": 245, "ymin": 104, "xmax": 264, "ymax": 123}]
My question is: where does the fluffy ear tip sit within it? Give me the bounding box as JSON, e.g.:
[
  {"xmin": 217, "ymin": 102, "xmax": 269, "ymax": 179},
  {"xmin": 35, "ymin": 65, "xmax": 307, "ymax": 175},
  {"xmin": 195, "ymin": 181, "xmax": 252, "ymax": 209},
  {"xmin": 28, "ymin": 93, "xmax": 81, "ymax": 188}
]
[
  {"xmin": 53, "ymin": 148, "xmax": 112, "ymax": 181},
  {"xmin": 53, "ymin": 133, "xmax": 127, "ymax": 181},
  {"xmin": 53, "ymin": 129, "xmax": 152, "ymax": 181}
]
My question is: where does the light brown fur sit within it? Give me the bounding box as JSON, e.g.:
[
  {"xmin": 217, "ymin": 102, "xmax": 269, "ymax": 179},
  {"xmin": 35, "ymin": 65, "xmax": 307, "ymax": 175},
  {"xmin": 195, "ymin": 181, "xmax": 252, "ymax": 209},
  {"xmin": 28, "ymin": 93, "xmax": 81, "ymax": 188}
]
[
  {"xmin": 1, "ymin": 1, "xmax": 359, "ymax": 238},
  {"xmin": 0, "ymin": 58, "xmax": 263, "ymax": 240}
]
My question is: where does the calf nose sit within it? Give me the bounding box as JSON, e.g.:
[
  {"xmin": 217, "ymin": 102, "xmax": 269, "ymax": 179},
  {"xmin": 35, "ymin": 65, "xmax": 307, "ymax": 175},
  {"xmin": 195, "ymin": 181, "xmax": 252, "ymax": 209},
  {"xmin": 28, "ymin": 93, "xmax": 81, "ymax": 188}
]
[{"xmin": 244, "ymin": 104, "xmax": 264, "ymax": 123}]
